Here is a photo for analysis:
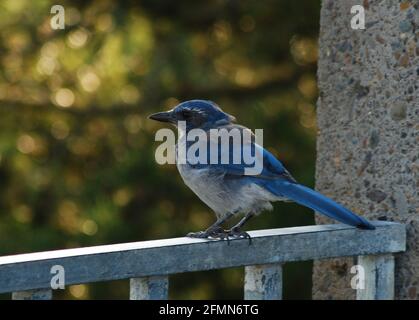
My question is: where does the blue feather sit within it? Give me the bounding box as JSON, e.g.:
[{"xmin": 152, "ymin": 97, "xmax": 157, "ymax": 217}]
[{"xmin": 260, "ymin": 180, "xmax": 375, "ymax": 230}]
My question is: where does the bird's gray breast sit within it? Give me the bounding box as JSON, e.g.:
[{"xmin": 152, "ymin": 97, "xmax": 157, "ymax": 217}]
[
  {"xmin": 176, "ymin": 162, "xmax": 227, "ymax": 215},
  {"xmin": 176, "ymin": 162, "xmax": 277, "ymax": 218}
]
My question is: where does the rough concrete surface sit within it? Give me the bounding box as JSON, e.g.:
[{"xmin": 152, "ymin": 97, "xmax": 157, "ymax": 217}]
[{"xmin": 314, "ymin": 0, "xmax": 418, "ymax": 299}]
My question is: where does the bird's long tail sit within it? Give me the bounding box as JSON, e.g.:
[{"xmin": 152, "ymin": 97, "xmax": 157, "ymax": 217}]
[{"xmin": 264, "ymin": 181, "xmax": 375, "ymax": 230}]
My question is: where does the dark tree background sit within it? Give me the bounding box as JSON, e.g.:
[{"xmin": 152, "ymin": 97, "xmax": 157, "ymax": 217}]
[{"xmin": 0, "ymin": 0, "xmax": 320, "ymax": 299}]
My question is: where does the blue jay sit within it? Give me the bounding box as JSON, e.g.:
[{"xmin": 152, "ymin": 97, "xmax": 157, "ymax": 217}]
[{"xmin": 149, "ymin": 100, "xmax": 375, "ymax": 240}]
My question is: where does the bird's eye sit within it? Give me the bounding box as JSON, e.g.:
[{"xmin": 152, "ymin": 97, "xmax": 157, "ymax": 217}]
[{"xmin": 181, "ymin": 110, "xmax": 192, "ymax": 119}]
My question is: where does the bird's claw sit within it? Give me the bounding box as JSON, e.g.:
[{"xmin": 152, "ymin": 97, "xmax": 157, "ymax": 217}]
[
  {"xmin": 186, "ymin": 226, "xmax": 251, "ymax": 245},
  {"xmin": 187, "ymin": 226, "xmax": 229, "ymax": 240},
  {"xmin": 226, "ymin": 227, "xmax": 252, "ymax": 244}
]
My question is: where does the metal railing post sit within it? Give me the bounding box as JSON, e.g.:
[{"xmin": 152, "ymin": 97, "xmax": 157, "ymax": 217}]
[
  {"xmin": 357, "ymin": 254, "xmax": 395, "ymax": 300},
  {"xmin": 244, "ymin": 263, "xmax": 283, "ymax": 300},
  {"xmin": 130, "ymin": 276, "xmax": 169, "ymax": 300},
  {"xmin": 12, "ymin": 289, "xmax": 52, "ymax": 300}
]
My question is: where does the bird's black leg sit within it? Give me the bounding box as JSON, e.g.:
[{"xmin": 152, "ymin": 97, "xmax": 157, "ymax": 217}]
[
  {"xmin": 186, "ymin": 213, "xmax": 233, "ymax": 239},
  {"xmin": 226, "ymin": 213, "xmax": 254, "ymax": 244}
]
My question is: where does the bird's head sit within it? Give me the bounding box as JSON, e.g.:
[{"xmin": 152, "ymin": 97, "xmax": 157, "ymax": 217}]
[{"xmin": 148, "ymin": 100, "xmax": 235, "ymax": 130}]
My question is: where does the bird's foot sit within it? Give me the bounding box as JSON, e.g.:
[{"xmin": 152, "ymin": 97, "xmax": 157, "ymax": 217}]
[
  {"xmin": 186, "ymin": 226, "xmax": 229, "ymax": 240},
  {"xmin": 187, "ymin": 227, "xmax": 251, "ymax": 244},
  {"xmin": 226, "ymin": 227, "xmax": 252, "ymax": 244}
]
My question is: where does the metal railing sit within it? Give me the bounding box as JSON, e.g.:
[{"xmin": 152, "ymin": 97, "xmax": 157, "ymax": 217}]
[{"xmin": 0, "ymin": 221, "xmax": 405, "ymax": 300}]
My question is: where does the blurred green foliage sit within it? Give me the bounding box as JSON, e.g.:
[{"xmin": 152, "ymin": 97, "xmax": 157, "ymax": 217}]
[{"xmin": 0, "ymin": 0, "xmax": 320, "ymax": 299}]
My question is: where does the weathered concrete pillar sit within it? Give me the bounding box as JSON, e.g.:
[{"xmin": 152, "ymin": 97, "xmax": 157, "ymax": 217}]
[{"xmin": 313, "ymin": 0, "xmax": 418, "ymax": 299}]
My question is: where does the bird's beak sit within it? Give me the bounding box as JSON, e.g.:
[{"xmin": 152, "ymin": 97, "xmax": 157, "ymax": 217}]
[{"xmin": 148, "ymin": 111, "xmax": 175, "ymax": 123}]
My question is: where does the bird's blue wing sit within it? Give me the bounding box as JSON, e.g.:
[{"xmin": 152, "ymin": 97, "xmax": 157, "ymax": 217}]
[{"xmin": 185, "ymin": 124, "xmax": 296, "ymax": 182}]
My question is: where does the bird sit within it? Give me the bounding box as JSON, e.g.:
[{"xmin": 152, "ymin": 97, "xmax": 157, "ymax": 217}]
[{"xmin": 149, "ymin": 99, "xmax": 375, "ymax": 240}]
